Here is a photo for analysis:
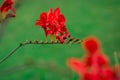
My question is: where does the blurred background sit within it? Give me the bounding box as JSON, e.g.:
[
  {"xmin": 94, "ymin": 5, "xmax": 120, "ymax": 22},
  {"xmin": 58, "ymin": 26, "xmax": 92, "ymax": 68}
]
[{"xmin": 0, "ymin": 0, "xmax": 120, "ymax": 80}]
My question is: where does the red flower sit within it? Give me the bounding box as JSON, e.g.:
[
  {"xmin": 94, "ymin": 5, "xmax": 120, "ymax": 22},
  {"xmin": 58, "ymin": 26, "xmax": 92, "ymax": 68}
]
[
  {"xmin": 67, "ymin": 36, "xmax": 117, "ymax": 80},
  {"xmin": 0, "ymin": 0, "xmax": 16, "ymax": 20},
  {"xmin": 82, "ymin": 36, "xmax": 109, "ymax": 67},
  {"xmin": 36, "ymin": 8, "xmax": 70, "ymax": 43}
]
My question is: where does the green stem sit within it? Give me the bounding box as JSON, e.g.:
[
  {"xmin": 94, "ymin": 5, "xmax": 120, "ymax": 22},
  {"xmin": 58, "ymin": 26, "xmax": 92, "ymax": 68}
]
[
  {"xmin": 114, "ymin": 52, "xmax": 119, "ymax": 65},
  {"xmin": 0, "ymin": 38, "xmax": 82, "ymax": 65},
  {"xmin": 0, "ymin": 43, "xmax": 24, "ymax": 64}
]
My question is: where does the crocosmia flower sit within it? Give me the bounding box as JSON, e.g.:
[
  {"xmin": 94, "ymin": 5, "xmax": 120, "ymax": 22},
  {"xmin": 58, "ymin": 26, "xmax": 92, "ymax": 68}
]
[
  {"xmin": 67, "ymin": 36, "xmax": 118, "ymax": 80},
  {"xmin": 36, "ymin": 8, "xmax": 70, "ymax": 43},
  {"xmin": 0, "ymin": 0, "xmax": 16, "ymax": 20}
]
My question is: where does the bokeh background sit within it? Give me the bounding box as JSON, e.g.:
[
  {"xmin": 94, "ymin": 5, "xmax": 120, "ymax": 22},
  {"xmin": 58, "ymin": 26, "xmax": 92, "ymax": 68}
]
[{"xmin": 0, "ymin": 0, "xmax": 120, "ymax": 80}]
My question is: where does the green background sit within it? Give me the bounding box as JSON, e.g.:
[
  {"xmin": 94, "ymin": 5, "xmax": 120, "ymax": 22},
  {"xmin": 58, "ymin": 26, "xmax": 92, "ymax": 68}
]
[{"xmin": 0, "ymin": 0, "xmax": 120, "ymax": 80}]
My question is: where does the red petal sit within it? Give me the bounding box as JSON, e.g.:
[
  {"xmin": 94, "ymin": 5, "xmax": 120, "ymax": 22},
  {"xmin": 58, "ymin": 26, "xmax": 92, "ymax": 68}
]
[
  {"xmin": 83, "ymin": 72, "xmax": 97, "ymax": 80},
  {"xmin": 40, "ymin": 12, "xmax": 47, "ymax": 21},
  {"xmin": 11, "ymin": 7, "xmax": 16, "ymax": 15},
  {"xmin": 67, "ymin": 58, "xmax": 86, "ymax": 75},
  {"xmin": 84, "ymin": 55, "xmax": 93, "ymax": 67},
  {"xmin": 83, "ymin": 36, "xmax": 100, "ymax": 54},
  {"xmin": 36, "ymin": 12, "xmax": 47, "ymax": 27},
  {"xmin": 47, "ymin": 8, "xmax": 53, "ymax": 22},
  {"xmin": 35, "ymin": 20, "xmax": 41, "ymax": 26},
  {"xmin": 59, "ymin": 14, "xmax": 66, "ymax": 23},
  {"xmin": 5, "ymin": 7, "xmax": 16, "ymax": 19},
  {"xmin": 48, "ymin": 8, "xmax": 53, "ymax": 16},
  {"xmin": 54, "ymin": 7, "xmax": 60, "ymax": 17},
  {"xmin": 101, "ymin": 67, "xmax": 115, "ymax": 80},
  {"xmin": 1, "ymin": 0, "xmax": 14, "ymax": 12},
  {"xmin": 98, "ymin": 54, "xmax": 109, "ymax": 66}
]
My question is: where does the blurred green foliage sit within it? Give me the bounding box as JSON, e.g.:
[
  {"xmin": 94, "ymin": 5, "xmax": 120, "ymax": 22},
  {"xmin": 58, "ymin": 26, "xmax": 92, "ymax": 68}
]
[{"xmin": 0, "ymin": 0, "xmax": 120, "ymax": 80}]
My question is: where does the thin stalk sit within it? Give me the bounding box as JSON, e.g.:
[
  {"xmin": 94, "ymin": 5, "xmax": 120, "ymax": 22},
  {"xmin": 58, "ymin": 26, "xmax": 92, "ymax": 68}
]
[
  {"xmin": 0, "ymin": 38, "xmax": 82, "ymax": 65},
  {"xmin": 0, "ymin": 43, "xmax": 24, "ymax": 64},
  {"xmin": 114, "ymin": 52, "xmax": 120, "ymax": 65}
]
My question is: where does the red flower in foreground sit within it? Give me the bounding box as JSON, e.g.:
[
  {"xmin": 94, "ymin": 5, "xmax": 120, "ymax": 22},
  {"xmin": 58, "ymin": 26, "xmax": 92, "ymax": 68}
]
[
  {"xmin": 0, "ymin": 0, "xmax": 16, "ymax": 20},
  {"xmin": 36, "ymin": 8, "xmax": 70, "ymax": 43},
  {"xmin": 67, "ymin": 36, "xmax": 118, "ymax": 80}
]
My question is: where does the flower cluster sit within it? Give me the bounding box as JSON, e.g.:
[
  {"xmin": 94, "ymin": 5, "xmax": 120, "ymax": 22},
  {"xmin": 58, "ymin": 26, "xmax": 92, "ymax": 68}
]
[
  {"xmin": 0, "ymin": 0, "xmax": 16, "ymax": 20},
  {"xmin": 67, "ymin": 36, "xmax": 119, "ymax": 80},
  {"xmin": 35, "ymin": 8, "xmax": 70, "ymax": 43}
]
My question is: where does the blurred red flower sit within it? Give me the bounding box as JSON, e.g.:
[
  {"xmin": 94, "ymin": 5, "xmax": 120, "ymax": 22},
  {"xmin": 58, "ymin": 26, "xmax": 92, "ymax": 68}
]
[
  {"xmin": 67, "ymin": 36, "xmax": 117, "ymax": 80},
  {"xmin": 0, "ymin": 0, "xmax": 16, "ymax": 20},
  {"xmin": 36, "ymin": 8, "xmax": 70, "ymax": 43}
]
